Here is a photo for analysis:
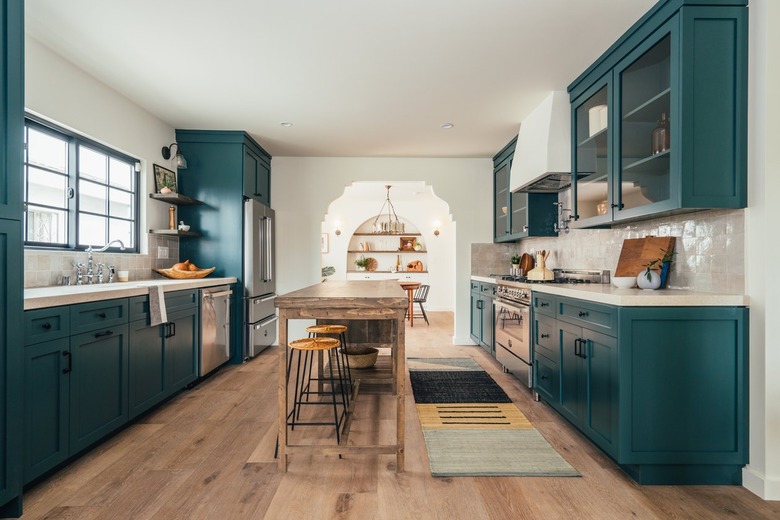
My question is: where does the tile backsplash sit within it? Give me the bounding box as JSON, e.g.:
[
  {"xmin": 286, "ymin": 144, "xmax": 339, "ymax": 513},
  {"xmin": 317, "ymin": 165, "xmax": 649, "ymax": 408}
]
[
  {"xmin": 472, "ymin": 208, "xmax": 745, "ymax": 294},
  {"xmin": 24, "ymin": 235, "xmax": 180, "ymax": 288}
]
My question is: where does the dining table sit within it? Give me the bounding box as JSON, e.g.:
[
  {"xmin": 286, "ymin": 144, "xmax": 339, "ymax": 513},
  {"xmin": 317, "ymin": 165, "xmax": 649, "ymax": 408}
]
[
  {"xmin": 274, "ymin": 280, "xmax": 409, "ymax": 472},
  {"xmin": 398, "ymin": 280, "xmax": 420, "ymax": 327}
]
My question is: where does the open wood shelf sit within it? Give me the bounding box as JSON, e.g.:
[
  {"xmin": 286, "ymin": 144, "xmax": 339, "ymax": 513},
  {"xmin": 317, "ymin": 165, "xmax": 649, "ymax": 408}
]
[
  {"xmin": 148, "ymin": 193, "xmax": 203, "ymax": 205},
  {"xmin": 148, "ymin": 229, "xmax": 201, "ymax": 237}
]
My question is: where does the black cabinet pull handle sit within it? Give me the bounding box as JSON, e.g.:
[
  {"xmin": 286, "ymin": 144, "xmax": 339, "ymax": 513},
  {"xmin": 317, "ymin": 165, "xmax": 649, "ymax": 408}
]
[
  {"xmin": 540, "ymin": 302, "xmax": 550, "ymax": 307},
  {"xmin": 97, "ymin": 312, "xmax": 107, "ymax": 318},
  {"xmin": 541, "ymin": 333, "xmax": 550, "ymax": 339},
  {"xmin": 540, "ymin": 374, "xmax": 549, "ymax": 380},
  {"xmin": 574, "ymin": 338, "xmax": 581, "ymax": 358},
  {"xmin": 42, "ymin": 322, "xmax": 52, "ymax": 330},
  {"xmin": 164, "ymin": 323, "xmax": 171, "ymax": 338},
  {"xmin": 94, "ymin": 330, "xmax": 113, "ymax": 338},
  {"xmin": 62, "ymin": 351, "xmax": 72, "ymax": 374},
  {"xmin": 169, "ymin": 322, "xmax": 176, "ymax": 338},
  {"xmin": 581, "ymin": 340, "xmax": 588, "ymax": 359},
  {"xmin": 578, "ymin": 311, "xmax": 589, "ymax": 317}
]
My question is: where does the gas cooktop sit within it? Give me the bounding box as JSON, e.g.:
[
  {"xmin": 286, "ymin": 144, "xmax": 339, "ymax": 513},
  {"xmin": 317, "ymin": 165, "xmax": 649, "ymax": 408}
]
[{"xmin": 499, "ymin": 269, "xmax": 610, "ymax": 285}]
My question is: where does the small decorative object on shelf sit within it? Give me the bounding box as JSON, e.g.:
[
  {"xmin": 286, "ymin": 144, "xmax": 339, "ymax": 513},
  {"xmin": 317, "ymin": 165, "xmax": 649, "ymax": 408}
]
[
  {"xmin": 178, "ymin": 221, "xmax": 190, "ymax": 232},
  {"xmin": 168, "ymin": 206, "xmax": 176, "ymax": 230},
  {"xmin": 637, "ymin": 247, "xmax": 676, "ymax": 289},
  {"xmin": 651, "ymin": 112, "xmax": 670, "ymax": 155},
  {"xmin": 355, "ymin": 255, "xmax": 370, "ymax": 271},
  {"xmin": 400, "ymin": 237, "xmax": 417, "ymax": 251}
]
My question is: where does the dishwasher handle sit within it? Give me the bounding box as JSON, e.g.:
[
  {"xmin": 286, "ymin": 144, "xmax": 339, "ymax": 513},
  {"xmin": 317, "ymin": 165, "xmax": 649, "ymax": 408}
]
[{"xmin": 204, "ymin": 289, "xmax": 233, "ymax": 299}]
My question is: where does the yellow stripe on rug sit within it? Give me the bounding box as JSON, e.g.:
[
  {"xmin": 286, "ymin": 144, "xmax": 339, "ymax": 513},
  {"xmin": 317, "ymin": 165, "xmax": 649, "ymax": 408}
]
[{"xmin": 416, "ymin": 403, "xmax": 534, "ymax": 430}]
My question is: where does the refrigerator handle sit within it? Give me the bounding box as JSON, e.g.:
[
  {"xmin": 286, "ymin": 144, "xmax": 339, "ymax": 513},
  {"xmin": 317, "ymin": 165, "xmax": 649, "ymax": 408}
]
[{"xmin": 265, "ymin": 215, "xmax": 273, "ymax": 283}]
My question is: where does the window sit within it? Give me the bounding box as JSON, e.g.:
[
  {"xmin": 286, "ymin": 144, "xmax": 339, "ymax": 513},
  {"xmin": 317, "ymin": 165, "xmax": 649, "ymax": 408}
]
[{"xmin": 23, "ymin": 117, "xmax": 139, "ymax": 252}]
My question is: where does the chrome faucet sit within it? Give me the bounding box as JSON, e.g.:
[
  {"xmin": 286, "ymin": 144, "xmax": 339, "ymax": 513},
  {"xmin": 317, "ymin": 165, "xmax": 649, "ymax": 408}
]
[
  {"xmin": 553, "ymin": 202, "xmax": 572, "ymax": 235},
  {"xmin": 85, "ymin": 240, "xmax": 126, "ymax": 284}
]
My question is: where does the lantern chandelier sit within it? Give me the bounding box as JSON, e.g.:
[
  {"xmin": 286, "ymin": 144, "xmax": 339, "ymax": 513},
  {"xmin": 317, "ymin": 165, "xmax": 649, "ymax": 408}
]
[{"xmin": 372, "ymin": 185, "xmax": 405, "ymax": 234}]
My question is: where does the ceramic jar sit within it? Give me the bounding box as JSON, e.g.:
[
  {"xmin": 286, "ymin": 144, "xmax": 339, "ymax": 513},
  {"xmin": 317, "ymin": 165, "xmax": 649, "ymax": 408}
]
[{"xmin": 636, "ymin": 269, "xmax": 662, "ymax": 290}]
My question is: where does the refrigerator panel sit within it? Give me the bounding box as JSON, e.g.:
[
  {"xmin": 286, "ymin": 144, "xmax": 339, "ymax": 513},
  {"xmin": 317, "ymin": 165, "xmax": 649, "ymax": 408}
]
[
  {"xmin": 243, "ymin": 199, "xmax": 275, "ymax": 297},
  {"xmin": 247, "ymin": 294, "xmax": 276, "ymax": 323},
  {"xmin": 246, "ymin": 315, "xmax": 278, "ymax": 358}
]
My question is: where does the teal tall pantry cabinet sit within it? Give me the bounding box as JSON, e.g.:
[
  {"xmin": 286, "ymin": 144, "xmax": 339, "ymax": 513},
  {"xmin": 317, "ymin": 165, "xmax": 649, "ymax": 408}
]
[
  {"xmin": 0, "ymin": 0, "xmax": 24, "ymax": 516},
  {"xmin": 569, "ymin": 0, "xmax": 747, "ymax": 228},
  {"xmin": 175, "ymin": 130, "xmax": 272, "ymax": 364}
]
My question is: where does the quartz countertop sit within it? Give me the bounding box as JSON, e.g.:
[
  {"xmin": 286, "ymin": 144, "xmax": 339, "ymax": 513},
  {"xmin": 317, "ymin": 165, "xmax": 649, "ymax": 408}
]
[
  {"xmin": 470, "ymin": 275, "xmax": 748, "ymax": 307},
  {"xmin": 24, "ymin": 277, "xmax": 238, "ymax": 310}
]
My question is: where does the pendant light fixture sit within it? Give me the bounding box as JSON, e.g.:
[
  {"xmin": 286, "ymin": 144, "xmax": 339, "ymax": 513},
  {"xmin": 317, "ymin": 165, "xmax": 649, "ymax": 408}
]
[{"xmin": 372, "ymin": 185, "xmax": 404, "ymax": 234}]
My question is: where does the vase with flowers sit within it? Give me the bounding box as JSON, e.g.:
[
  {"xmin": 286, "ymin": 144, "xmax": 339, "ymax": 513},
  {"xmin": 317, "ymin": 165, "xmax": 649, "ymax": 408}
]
[{"xmin": 637, "ymin": 248, "xmax": 676, "ymax": 290}]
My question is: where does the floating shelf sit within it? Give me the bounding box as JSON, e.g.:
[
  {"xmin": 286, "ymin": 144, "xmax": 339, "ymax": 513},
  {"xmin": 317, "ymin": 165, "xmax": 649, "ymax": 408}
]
[
  {"xmin": 348, "ymin": 250, "xmax": 426, "ymax": 253},
  {"xmin": 148, "ymin": 229, "xmax": 201, "ymax": 237},
  {"xmin": 149, "ymin": 193, "xmax": 203, "ymax": 205},
  {"xmin": 351, "ymin": 232, "xmax": 422, "ymax": 236}
]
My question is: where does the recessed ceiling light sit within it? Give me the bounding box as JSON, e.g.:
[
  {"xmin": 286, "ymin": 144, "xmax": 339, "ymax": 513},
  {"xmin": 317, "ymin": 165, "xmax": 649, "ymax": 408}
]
[
  {"xmin": 280, "ymin": 122, "xmax": 293, "ymax": 127},
  {"xmin": 440, "ymin": 123, "xmax": 454, "ymax": 129}
]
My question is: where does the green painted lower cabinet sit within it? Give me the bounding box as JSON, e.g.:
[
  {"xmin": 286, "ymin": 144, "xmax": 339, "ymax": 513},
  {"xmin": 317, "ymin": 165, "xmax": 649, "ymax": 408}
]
[
  {"xmin": 128, "ymin": 306, "xmax": 198, "ymax": 420},
  {"xmin": 23, "ymin": 290, "xmax": 201, "ymax": 485},
  {"xmin": 533, "ymin": 294, "xmax": 748, "ymax": 485},
  {"xmin": 469, "ymin": 281, "xmax": 495, "ymax": 356}
]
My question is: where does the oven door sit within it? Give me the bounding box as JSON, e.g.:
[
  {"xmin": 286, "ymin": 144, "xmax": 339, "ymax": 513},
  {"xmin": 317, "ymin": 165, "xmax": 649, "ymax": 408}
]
[{"xmin": 493, "ymin": 299, "xmax": 532, "ymax": 387}]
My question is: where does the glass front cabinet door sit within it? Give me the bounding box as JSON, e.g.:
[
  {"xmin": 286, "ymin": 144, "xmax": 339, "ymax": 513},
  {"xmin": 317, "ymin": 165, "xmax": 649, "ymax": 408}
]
[
  {"xmin": 572, "ymin": 78, "xmax": 612, "ymax": 226},
  {"xmin": 614, "ymin": 22, "xmax": 676, "ymax": 220}
]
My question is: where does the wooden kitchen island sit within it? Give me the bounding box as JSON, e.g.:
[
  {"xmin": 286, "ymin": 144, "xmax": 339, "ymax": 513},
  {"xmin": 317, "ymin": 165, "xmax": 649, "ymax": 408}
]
[{"xmin": 275, "ymin": 280, "xmax": 409, "ymax": 472}]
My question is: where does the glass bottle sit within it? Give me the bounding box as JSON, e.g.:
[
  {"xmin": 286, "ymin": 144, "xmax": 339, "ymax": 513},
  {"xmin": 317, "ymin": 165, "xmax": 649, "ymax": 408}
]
[{"xmin": 651, "ymin": 112, "xmax": 670, "ymax": 155}]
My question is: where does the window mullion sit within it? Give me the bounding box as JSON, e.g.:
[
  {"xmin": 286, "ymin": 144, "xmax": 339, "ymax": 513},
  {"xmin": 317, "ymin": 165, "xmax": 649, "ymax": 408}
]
[{"xmin": 69, "ymin": 137, "xmax": 78, "ymax": 249}]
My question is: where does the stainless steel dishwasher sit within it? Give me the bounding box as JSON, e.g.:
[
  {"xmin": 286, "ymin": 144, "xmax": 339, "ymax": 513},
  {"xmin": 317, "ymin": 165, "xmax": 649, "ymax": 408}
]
[{"xmin": 200, "ymin": 285, "xmax": 232, "ymax": 376}]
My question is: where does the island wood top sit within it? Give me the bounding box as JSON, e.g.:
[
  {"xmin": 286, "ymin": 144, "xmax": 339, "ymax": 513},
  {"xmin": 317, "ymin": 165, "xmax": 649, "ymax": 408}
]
[{"xmin": 275, "ymin": 280, "xmax": 409, "ymax": 310}]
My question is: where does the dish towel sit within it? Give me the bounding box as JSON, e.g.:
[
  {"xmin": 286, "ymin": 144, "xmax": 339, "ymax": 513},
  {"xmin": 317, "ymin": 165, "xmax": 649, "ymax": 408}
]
[{"xmin": 149, "ymin": 285, "xmax": 168, "ymax": 326}]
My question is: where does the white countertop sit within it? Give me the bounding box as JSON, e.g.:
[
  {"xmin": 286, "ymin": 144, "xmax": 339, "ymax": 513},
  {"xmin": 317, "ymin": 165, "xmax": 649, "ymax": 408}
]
[
  {"xmin": 470, "ymin": 275, "xmax": 748, "ymax": 307},
  {"xmin": 24, "ymin": 277, "xmax": 238, "ymax": 310}
]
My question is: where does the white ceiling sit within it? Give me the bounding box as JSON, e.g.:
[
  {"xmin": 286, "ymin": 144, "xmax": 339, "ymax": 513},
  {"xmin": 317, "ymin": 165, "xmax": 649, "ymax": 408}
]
[{"xmin": 25, "ymin": 0, "xmax": 656, "ymax": 158}]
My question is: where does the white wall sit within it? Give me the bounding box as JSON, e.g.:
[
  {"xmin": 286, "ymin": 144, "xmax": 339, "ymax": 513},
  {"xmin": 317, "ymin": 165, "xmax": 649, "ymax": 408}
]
[
  {"xmin": 743, "ymin": 0, "xmax": 780, "ymax": 500},
  {"xmin": 321, "ymin": 181, "xmax": 455, "ymax": 311},
  {"xmin": 272, "ymin": 157, "xmax": 493, "ymax": 344},
  {"xmin": 24, "ymin": 36, "xmax": 176, "ymax": 246}
]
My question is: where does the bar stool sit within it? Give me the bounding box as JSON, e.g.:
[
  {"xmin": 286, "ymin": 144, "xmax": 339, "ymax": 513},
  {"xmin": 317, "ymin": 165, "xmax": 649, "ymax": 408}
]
[
  {"xmin": 287, "ymin": 336, "xmax": 347, "ymax": 444},
  {"xmin": 305, "ymin": 324, "xmax": 352, "ymax": 408}
]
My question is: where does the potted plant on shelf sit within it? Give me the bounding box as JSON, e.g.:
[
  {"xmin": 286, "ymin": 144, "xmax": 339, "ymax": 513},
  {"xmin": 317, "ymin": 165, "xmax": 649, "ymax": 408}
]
[
  {"xmin": 511, "ymin": 254, "xmax": 521, "ymax": 271},
  {"xmin": 355, "ymin": 256, "xmax": 370, "ymax": 271},
  {"xmin": 637, "ymin": 248, "xmax": 676, "ymax": 290}
]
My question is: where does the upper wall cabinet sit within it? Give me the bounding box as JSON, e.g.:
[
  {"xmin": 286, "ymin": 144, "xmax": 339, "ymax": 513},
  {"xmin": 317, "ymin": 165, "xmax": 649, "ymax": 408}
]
[
  {"xmin": 569, "ymin": 1, "xmax": 747, "ymax": 228},
  {"xmin": 494, "ymin": 138, "xmax": 558, "ymax": 242}
]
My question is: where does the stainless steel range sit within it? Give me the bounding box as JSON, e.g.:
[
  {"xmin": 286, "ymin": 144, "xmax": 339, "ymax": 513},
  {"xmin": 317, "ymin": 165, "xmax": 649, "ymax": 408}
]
[{"xmin": 494, "ymin": 269, "xmax": 610, "ymax": 388}]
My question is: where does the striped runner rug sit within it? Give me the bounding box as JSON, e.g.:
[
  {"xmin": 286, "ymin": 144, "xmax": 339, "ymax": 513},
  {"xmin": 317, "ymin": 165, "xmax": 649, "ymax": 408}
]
[{"xmin": 408, "ymin": 357, "xmax": 580, "ymax": 477}]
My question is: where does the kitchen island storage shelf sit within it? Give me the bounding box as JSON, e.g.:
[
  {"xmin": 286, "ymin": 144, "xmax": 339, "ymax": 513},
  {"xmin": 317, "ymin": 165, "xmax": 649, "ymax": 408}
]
[
  {"xmin": 148, "ymin": 193, "xmax": 203, "ymax": 205},
  {"xmin": 351, "ymin": 232, "xmax": 421, "ymax": 236},
  {"xmin": 348, "ymin": 250, "xmax": 426, "ymax": 254}
]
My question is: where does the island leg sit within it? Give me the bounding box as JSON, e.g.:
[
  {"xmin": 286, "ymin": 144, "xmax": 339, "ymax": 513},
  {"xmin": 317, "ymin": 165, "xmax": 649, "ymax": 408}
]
[{"xmin": 278, "ymin": 310, "xmax": 288, "ymax": 472}]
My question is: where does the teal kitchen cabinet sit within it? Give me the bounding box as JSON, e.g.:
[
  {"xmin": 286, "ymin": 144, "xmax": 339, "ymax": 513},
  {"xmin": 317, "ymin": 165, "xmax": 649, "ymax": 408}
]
[
  {"xmin": 22, "ymin": 300, "xmax": 130, "ymax": 473},
  {"xmin": 493, "ymin": 138, "xmax": 558, "ymax": 243},
  {"xmin": 469, "ymin": 281, "xmax": 495, "ymax": 356},
  {"xmin": 68, "ymin": 305, "xmax": 129, "ymax": 455},
  {"xmin": 175, "ymin": 130, "xmax": 272, "ymax": 364},
  {"xmin": 128, "ymin": 290, "xmax": 199, "ymax": 419},
  {"xmin": 532, "ymin": 292, "xmax": 748, "ymax": 484},
  {"xmin": 1, "ymin": 0, "xmax": 24, "ymax": 514},
  {"xmin": 558, "ymin": 320, "xmax": 619, "ymax": 459},
  {"xmin": 569, "ymin": 1, "xmax": 747, "ymax": 228},
  {"xmin": 243, "ymin": 146, "xmax": 271, "ymax": 206},
  {"xmin": 22, "ymin": 306, "xmax": 70, "ymax": 484}
]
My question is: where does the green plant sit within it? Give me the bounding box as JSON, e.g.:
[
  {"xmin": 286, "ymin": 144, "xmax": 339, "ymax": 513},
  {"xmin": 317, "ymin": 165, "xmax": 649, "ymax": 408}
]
[
  {"xmin": 643, "ymin": 247, "xmax": 676, "ymax": 281},
  {"xmin": 355, "ymin": 256, "xmax": 370, "ymax": 269},
  {"xmin": 321, "ymin": 266, "xmax": 335, "ymax": 278},
  {"xmin": 511, "ymin": 254, "xmax": 521, "ymax": 265}
]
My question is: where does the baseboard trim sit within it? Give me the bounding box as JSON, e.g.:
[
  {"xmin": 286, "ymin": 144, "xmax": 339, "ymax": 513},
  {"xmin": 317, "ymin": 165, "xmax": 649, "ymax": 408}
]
[
  {"xmin": 742, "ymin": 466, "xmax": 780, "ymax": 500},
  {"xmin": 452, "ymin": 335, "xmax": 477, "ymax": 345}
]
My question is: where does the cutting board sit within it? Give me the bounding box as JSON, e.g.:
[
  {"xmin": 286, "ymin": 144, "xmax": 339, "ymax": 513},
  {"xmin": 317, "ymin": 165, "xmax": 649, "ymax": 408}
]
[{"xmin": 614, "ymin": 237, "xmax": 676, "ymax": 277}]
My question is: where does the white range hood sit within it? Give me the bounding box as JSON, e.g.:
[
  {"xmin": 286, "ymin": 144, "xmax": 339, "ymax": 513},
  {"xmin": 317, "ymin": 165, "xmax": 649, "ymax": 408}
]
[{"xmin": 509, "ymin": 90, "xmax": 572, "ymax": 193}]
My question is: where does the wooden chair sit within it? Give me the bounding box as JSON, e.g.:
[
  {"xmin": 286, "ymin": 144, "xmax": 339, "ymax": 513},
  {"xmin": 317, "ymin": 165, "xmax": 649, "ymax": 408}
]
[{"xmin": 407, "ymin": 284, "xmax": 430, "ymax": 325}]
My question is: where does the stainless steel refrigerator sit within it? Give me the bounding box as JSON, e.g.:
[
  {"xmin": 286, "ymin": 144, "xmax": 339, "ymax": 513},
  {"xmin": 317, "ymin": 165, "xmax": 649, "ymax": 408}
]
[{"xmin": 243, "ymin": 199, "xmax": 277, "ymax": 358}]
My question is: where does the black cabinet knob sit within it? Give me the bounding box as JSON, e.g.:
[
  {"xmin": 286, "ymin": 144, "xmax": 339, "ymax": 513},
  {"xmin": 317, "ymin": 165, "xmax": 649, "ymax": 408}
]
[
  {"xmin": 42, "ymin": 322, "xmax": 52, "ymax": 330},
  {"xmin": 97, "ymin": 312, "xmax": 107, "ymax": 318},
  {"xmin": 541, "ymin": 333, "xmax": 550, "ymax": 339},
  {"xmin": 578, "ymin": 311, "xmax": 589, "ymax": 317}
]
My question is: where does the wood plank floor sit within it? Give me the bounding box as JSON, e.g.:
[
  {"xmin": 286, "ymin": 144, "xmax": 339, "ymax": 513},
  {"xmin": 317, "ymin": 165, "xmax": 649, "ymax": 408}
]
[{"xmin": 21, "ymin": 312, "xmax": 779, "ymax": 519}]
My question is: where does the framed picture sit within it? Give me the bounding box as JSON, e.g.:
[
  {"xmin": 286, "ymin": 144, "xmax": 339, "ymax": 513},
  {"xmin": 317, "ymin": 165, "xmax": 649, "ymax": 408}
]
[
  {"xmin": 399, "ymin": 237, "xmax": 417, "ymax": 251},
  {"xmin": 321, "ymin": 233, "xmax": 329, "ymax": 253},
  {"xmin": 153, "ymin": 164, "xmax": 177, "ymax": 193}
]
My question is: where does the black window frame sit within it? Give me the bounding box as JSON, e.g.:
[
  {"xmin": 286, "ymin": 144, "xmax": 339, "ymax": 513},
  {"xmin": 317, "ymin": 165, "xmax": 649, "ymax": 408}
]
[{"xmin": 23, "ymin": 115, "xmax": 140, "ymax": 253}]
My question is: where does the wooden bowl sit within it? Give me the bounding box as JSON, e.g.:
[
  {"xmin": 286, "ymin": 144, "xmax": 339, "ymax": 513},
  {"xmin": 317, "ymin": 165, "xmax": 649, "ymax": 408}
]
[{"xmin": 153, "ymin": 267, "xmax": 216, "ymax": 279}]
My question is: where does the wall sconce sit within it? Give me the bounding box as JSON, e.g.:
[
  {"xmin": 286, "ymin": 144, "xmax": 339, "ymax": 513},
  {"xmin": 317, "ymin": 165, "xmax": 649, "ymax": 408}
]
[
  {"xmin": 334, "ymin": 221, "xmax": 341, "ymax": 236},
  {"xmin": 161, "ymin": 143, "xmax": 188, "ymax": 170},
  {"xmin": 433, "ymin": 221, "xmax": 441, "ymax": 237}
]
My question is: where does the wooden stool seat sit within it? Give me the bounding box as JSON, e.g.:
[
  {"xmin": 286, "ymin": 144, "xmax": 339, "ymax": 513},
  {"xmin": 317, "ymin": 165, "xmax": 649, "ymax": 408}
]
[
  {"xmin": 289, "ymin": 337, "xmax": 340, "ymax": 352},
  {"xmin": 306, "ymin": 324, "xmax": 348, "ymax": 334}
]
